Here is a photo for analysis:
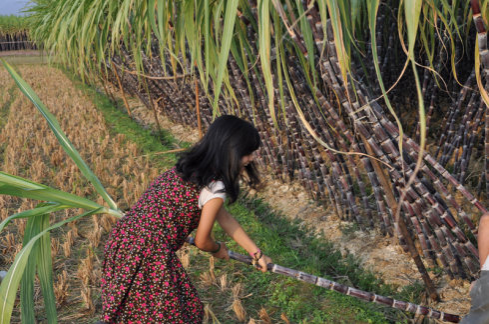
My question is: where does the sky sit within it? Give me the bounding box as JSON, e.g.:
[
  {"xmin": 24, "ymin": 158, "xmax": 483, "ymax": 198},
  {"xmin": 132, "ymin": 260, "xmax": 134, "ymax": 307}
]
[{"xmin": 0, "ymin": 0, "xmax": 31, "ymax": 16}]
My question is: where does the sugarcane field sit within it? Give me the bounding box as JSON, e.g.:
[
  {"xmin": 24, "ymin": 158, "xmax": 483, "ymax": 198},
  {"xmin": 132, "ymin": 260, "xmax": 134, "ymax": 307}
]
[{"xmin": 1, "ymin": 0, "xmax": 489, "ymax": 323}]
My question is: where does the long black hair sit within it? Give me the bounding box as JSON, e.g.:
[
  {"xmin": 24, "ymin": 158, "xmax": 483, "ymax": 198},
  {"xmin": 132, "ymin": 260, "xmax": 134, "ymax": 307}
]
[{"xmin": 176, "ymin": 115, "xmax": 261, "ymax": 203}]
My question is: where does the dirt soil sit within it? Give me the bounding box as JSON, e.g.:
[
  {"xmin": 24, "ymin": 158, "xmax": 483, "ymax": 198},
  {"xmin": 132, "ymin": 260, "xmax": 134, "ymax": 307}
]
[{"xmin": 108, "ymin": 86, "xmax": 472, "ymax": 322}]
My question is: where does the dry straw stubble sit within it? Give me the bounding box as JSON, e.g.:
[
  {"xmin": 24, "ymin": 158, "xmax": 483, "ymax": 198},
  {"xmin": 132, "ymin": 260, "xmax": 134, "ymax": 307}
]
[{"xmin": 0, "ymin": 65, "xmax": 162, "ymax": 321}]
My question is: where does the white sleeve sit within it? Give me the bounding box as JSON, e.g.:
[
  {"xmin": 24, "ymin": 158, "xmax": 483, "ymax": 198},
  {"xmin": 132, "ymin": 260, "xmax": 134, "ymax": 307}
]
[{"xmin": 198, "ymin": 181, "xmax": 226, "ymax": 209}]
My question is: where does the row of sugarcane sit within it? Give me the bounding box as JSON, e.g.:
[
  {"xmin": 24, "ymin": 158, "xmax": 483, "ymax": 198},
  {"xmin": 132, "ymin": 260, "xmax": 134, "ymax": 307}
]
[
  {"xmin": 96, "ymin": 0, "xmax": 488, "ymax": 302},
  {"xmin": 0, "ymin": 31, "xmax": 36, "ymax": 51}
]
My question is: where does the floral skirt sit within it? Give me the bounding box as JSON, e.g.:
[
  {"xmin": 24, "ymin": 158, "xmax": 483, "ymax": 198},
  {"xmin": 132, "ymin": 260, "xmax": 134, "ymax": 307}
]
[{"xmin": 100, "ymin": 221, "xmax": 204, "ymax": 323}]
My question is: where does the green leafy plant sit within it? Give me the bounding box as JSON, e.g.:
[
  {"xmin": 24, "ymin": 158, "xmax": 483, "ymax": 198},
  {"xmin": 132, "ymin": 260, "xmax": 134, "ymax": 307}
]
[{"xmin": 0, "ymin": 59, "xmax": 123, "ymax": 324}]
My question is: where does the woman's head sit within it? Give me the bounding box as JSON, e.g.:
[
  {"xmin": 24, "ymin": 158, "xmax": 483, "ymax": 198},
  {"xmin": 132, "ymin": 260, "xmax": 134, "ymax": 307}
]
[{"xmin": 176, "ymin": 115, "xmax": 261, "ymax": 203}]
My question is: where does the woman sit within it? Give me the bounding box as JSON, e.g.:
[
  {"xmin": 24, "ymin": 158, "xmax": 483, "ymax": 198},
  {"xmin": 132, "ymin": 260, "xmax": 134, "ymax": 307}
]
[{"xmin": 100, "ymin": 115, "xmax": 272, "ymax": 323}]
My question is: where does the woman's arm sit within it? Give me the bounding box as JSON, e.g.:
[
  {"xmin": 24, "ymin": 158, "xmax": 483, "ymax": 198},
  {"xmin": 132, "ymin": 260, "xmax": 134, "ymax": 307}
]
[
  {"xmin": 215, "ymin": 206, "xmax": 258, "ymax": 254},
  {"xmin": 216, "ymin": 206, "xmax": 272, "ymax": 272},
  {"xmin": 194, "ymin": 198, "xmax": 229, "ymax": 259}
]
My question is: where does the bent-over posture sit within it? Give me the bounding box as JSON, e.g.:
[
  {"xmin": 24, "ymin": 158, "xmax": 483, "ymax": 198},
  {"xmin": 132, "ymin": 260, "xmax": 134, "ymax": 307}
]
[{"xmin": 100, "ymin": 115, "xmax": 272, "ymax": 323}]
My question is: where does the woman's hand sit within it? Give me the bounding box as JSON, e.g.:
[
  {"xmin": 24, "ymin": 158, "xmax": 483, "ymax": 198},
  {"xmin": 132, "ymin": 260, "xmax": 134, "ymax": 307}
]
[
  {"xmin": 212, "ymin": 242, "xmax": 230, "ymax": 260},
  {"xmin": 255, "ymin": 254, "xmax": 272, "ymax": 273}
]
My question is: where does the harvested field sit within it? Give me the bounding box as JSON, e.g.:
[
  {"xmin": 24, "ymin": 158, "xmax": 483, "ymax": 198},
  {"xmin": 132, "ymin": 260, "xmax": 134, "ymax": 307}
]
[{"xmin": 0, "ymin": 64, "xmax": 160, "ymax": 323}]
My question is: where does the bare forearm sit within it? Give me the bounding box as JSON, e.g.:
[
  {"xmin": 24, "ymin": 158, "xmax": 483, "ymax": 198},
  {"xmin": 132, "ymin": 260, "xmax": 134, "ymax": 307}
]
[
  {"xmin": 195, "ymin": 237, "xmax": 221, "ymax": 253},
  {"xmin": 217, "ymin": 209, "xmax": 259, "ymax": 255}
]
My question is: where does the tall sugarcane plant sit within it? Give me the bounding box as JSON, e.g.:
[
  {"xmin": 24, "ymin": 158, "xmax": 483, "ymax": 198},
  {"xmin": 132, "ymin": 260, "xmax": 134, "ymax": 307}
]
[
  {"xmin": 0, "ymin": 59, "xmax": 123, "ymax": 324},
  {"xmin": 0, "ymin": 15, "xmax": 36, "ymax": 51}
]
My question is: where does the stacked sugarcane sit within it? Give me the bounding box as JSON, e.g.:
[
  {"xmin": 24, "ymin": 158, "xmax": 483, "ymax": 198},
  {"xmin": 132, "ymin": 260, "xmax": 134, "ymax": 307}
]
[{"xmin": 0, "ymin": 15, "xmax": 36, "ymax": 52}]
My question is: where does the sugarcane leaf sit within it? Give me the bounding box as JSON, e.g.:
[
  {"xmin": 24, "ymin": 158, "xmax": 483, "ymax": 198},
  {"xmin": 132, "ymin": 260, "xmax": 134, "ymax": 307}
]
[
  {"xmin": 295, "ymin": 0, "xmax": 318, "ymax": 87},
  {"xmin": 148, "ymin": 0, "xmax": 162, "ymax": 44},
  {"xmin": 203, "ymin": 0, "xmax": 211, "ymax": 93},
  {"xmin": 404, "ymin": 59, "xmax": 426, "ymax": 196},
  {"xmin": 401, "ymin": 0, "xmax": 426, "ymax": 194},
  {"xmin": 0, "ymin": 208, "xmax": 101, "ymax": 324},
  {"xmin": 184, "ymin": 0, "xmax": 200, "ymax": 72},
  {"xmin": 212, "ymin": 0, "xmax": 239, "ymax": 116},
  {"xmin": 431, "ymin": 1, "xmax": 462, "ymax": 86},
  {"xmin": 0, "ymin": 203, "xmax": 66, "ymax": 234},
  {"xmin": 404, "ymin": 0, "xmax": 422, "ymax": 60},
  {"xmin": 0, "ymin": 172, "xmax": 105, "ymax": 211},
  {"xmin": 317, "ymin": 0, "xmax": 328, "ymax": 54},
  {"xmin": 0, "ymin": 59, "xmax": 119, "ymax": 212},
  {"xmin": 20, "ymin": 212, "xmax": 40, "ymax": 324},
  {"xmin": 367, "ymin": 0, "xmax": 404, "ymax": 155},
  {"xmin": 156, "ymin": 0, "xmax": 167, "ymax": 72},
  {"xmin": 326, "ymin": 0, "xmax": 350, "ymax": 100},
  {"xmin": 258, "ymin": 0, "xmax": 276, "ymax": 126},
  {"xmin": 19, "ymin": 208, "xmax": 57, "ymax": 323},
  {"xmin": 475, "ymin": 37, "xmax": 489, "ymax": 107},
  {"xmin": 36, "ymin": 212, "xmax": 57, "ymax": 324}
]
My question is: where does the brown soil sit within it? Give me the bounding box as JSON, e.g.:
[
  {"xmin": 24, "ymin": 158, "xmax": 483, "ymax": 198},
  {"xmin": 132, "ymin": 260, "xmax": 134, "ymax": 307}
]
[{"xmin": 116, "ymin": 90, "xmax": 472, "ymax": 321}]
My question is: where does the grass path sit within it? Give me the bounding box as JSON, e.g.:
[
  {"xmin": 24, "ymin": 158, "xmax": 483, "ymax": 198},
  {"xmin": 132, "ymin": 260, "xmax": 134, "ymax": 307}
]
[{"xmin": 0, "ymin": 63, "xmax": 420, "ymax": 323}]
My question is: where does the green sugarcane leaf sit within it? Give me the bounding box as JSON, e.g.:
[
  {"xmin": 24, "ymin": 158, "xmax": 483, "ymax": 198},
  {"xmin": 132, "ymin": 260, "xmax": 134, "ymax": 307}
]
[
  {"xmin": 0, "ymin": 203, "xmax": 66, "ymax": 239},
  {"xmin": 258, "ymin": 0, "xmax": 276, "ymax": 126},
  {"xmin": 317, "ymin": 0, "xmax": 328, "ymax": 52},
  {"xmin": 36, "ymin": 213, "xmax": 57, "ymax": 324},
  {"xmin": 148, "ymin": 0, "xmax": 162, "ymax": 44},
  {"xmin": 404, "ymin": 0, "xmax": 422, "ymax": 60},
  {"xmin": 20, "ymin": 213, "xmax": 41, "ymax": 324},
  {"xmin": 157, "ymin": 0, "xmax": 166, "ymax": 45},
  {"xmin": 203, "ymin": 0, "xmax": 210, "ymax": 92},
  {"xmin": 367, "ymin": 0, "xmax": 404, "ymax": 155},
  {"xmin": 295, "ymin": 0, "xmax": 317, "ymax": 87},
  {"xmin": 0, "ymin": 172, "xmax": 106, "ymax": 212},
  {"xmin": 19, "ymin": 209, "xmax": 57, "ymax": 323},
  {"xmin": 326, "ymin": 0, "xmax": 350, "ymax": 99},
  {"xmin": 0, "ymin": 59, "xmax": 119, "ymax": 212},
  {"xmin": 212, "ymin": 0, "xmax": 239, "ymax": 116},
  {"xmin": 0, "ymin": 208, "xmax": 101, "ymax": 324}
]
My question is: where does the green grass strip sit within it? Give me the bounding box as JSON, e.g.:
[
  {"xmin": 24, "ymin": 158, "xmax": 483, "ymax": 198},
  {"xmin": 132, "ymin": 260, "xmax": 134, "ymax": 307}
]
[{"xmin": 61, "ymin": 68, "xmax": 182, "ymax": 169}]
